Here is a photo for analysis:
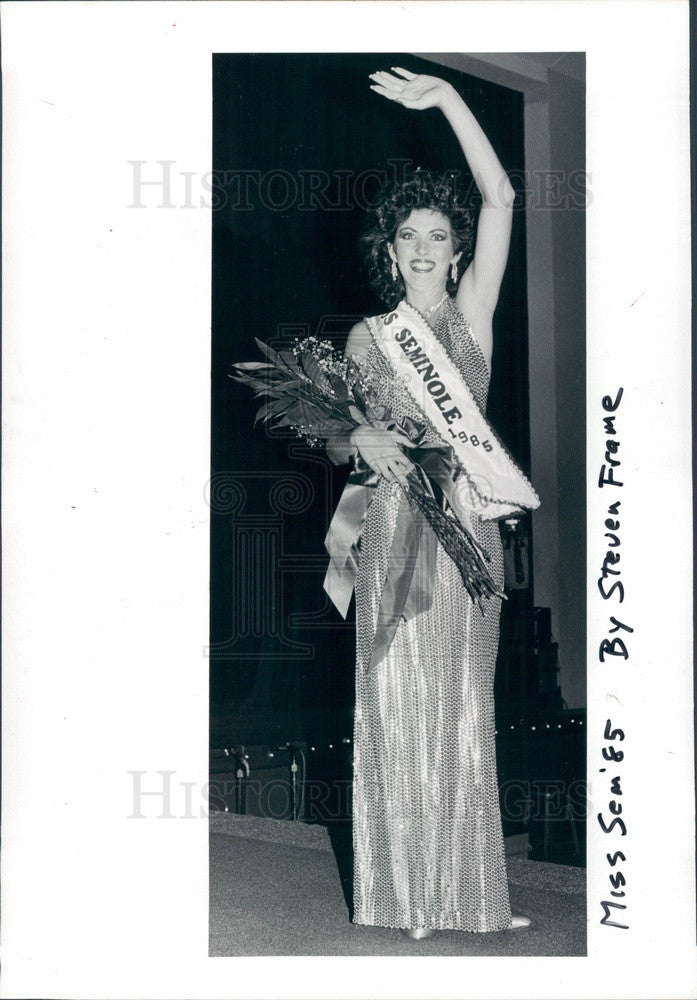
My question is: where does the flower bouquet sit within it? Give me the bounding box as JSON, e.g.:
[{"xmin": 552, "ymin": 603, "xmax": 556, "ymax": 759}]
[{"xmin": 230, "ymin": 335, "xmax": 504, "ymax": 609}]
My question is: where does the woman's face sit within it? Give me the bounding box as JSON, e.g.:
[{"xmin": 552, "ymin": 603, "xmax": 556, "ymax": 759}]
[{"xmin": 388, "ymin": 208, "xmax": 461, "ymax": 295}]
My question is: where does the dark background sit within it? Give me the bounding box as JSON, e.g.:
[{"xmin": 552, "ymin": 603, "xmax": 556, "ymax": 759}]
[{"xmin": 210, "ymin": 54, "xmax": 581, "ymax": 862}]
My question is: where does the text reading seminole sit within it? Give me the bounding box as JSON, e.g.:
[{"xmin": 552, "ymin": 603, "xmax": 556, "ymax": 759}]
[{"xmin": 383, "ymin": 311, "xmax": 493, "ymax": 451}]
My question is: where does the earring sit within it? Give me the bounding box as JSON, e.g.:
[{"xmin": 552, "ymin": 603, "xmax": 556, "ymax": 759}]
[
  {"xmin": 391, "ymin": 260, "xmax": 399, "ymax": 282},
  {"xmin": 450, "ymin": 260, "xmax": 458, "ymax": 283}
]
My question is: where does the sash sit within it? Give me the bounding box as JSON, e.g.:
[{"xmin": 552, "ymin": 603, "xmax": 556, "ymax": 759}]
[
  {"xmin": 322, "ymin": 299, "xmax": 540, "ymax": 671},
  {"xmin": 366, "ymin": 300, "xmax": 540, "ymax": 520}
]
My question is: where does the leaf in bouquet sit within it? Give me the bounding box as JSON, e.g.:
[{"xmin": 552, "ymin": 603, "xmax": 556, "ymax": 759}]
[
  {"xmin": 348, "ymin": 403, "xmax": 369, "ymax": 424},
  {"xmin": 249, "ymin": 383, "xmax": 280, "ymax": 398},
  {"xmin": 307, "ymin": 384, "xmax": 338, "ymax": 414},
  {"xmin": 352, "ymin": 381, "xmax": 369, "ymax": 411},
  {"xmin": 310, "ymin": 418, "xmax": 352, "ymax": 436},
  {"xmin": 254, "ymin": 396, "xmax": 298, "ymax": 427},
  {"xmin": 272, "ymin": 395, "xmax": 301, "ymax": 418},
  {"xmin": 254, "ymin": 338, "xmax": 285, "ymax": 368},
  {"xmin": 282, "ymin": 378, "xmax": 316, "ymax": 394},
  {"xmin": 280, "ymin": 399, "xmax": 319, "ymax": 426},
  {"xmin": 256, "ymin": 378, "xmax": 307, "ymax": 396},
  {"xmin": 304, "ymin": 400, "xmax": 337, "ymax": 424},
  {"xmin": 273, "ymin": 414, "xmax": 304, "ymax": 429},
  {"xmin": 281, "ymin": 402, "xmax": 305, "ymax": 425},
  {"xmin": 328, "ymin": 374, "xmax": 349, "ymax": 402},
  {"xmin": 299, "ymin": 350, "xmax": 322, "ymax": 381},
  {"xmin": 334, "ymin": 400, "xmax": 356, "ymax": 420},
  {"xmin": 254, "ymin": 388, "xmax": 291, "ymax": 402},
  {"xmin": 253, "ymin": 399, "xmax": 277, "ymax": 425},
  {"xmin": 300, "ymin": 352, "xmax": 332, "ymax": 393},
  {"xmin": 277, "ymin": 350, "xmax": 304, "ymax": 377},
  {"xmin": 254, "ymin": 378, "xmax": 306, "ymax": 400},
  {"xmin": 230, "ymin": 374, "xmax": 274, "ymax": 394},
  {"xmin": 294, "ymin": 399, "xmax": 321, "ymax": 428},
  {"xmin": 233, "ymin": 361, "xmax": 275, "ymax": 371},
  {"xmin": 401, "ymin": 415, "xmax": 426, "ymax": 440}
]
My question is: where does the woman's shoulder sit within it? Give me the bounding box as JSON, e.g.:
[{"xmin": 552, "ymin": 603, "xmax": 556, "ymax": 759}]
[{"xmin": 345, "ymin": 317, "xmax": 373, "ymax": 361}]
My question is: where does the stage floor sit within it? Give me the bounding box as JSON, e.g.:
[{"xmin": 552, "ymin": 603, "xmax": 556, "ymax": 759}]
[{"xmin": 209, "ymin": 814, "xmax": 586, "ymax": 957}]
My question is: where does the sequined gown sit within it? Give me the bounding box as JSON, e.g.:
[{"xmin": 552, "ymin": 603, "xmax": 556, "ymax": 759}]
[{"xmin": 352, "ymin": 297, "xmax": 512, "ymax": 932}]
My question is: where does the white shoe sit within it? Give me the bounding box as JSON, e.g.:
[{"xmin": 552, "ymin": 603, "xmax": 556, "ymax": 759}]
[
  {"xmin": 509, "ymin": 912, "xmax": 531, "ymax": 929},
  {"xmin": 402, "ymin": 927, "xmax": 435, "ymax": 940}
]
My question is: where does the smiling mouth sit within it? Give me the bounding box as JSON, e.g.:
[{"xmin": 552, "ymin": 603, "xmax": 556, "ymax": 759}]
[{"xmin": 410, "ymin": 260, "xmax": 435, "ymax": 272}]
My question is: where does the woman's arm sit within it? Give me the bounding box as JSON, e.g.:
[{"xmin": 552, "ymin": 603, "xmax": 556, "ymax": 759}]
[
  {"xmin": 326, "ymin": 320, "xmax": 415, "ymax": 487},
  {"xmin": 369, "ymin": 68, "xmax": 515, "ymax": 367},
  {"xmin": 439, "ymin": 84, "xmax": 514, "ymax": 351}
]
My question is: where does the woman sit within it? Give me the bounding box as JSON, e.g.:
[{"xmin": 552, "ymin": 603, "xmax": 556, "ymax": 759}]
[{"xmin": 326, "ymin": 68, "xmax": 535, "ymax": 937}]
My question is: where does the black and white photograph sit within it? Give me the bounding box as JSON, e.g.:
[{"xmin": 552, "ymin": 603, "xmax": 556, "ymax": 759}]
[
  {"xmin": 1, "ymin": 2, "xmax": 694, "ymax": 999},
  {"xmin": 209, "ymin": 51, "xmax": 586, "ymax": 957}
]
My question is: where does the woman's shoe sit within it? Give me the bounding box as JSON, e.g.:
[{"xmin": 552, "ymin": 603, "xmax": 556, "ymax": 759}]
[
  {"xmin": 402, "ymin": 927, "xmax": 435, "ymax": 940},
  {"xmin": 509, "ymin": 912, "xmax": 531, "ymax": 929}
]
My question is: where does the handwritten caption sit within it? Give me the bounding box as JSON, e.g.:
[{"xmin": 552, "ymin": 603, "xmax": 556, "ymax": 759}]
[{"xmin": 596, "ymin": 387, "xmax": 631, "ymax": 930}]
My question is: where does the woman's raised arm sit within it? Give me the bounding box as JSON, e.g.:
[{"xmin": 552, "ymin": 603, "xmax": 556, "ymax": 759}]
[
  {"xmin": 370, "ymin": 68, "xmax": 515, "ymax": 359},
  {"xmin": 437, "ymin": 78, "xmax": 514, "ymax": 322}
]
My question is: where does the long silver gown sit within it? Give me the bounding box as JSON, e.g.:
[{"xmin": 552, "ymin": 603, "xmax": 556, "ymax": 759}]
[{"xmin": 352, "ymin": 297, "xmax": 512, "ymax": 932}]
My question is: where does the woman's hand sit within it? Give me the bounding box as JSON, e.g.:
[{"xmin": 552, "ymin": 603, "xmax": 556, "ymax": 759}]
[
  {"xmin": 369, "ymin": 67, "xmax": 455, "ymax": 111},
  {"xmin": 350, "ymin": 425, "xmax": 416, "ymax": 489}
]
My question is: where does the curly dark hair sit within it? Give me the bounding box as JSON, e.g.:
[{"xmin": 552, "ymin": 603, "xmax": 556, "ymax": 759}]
[{"xmin": 360, "ymin": 167, "xmax": 478, "ymax": 308}]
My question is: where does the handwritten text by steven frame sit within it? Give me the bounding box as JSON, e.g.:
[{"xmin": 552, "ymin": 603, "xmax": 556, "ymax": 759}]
[{"xmin": 596, "ymin": 387, "xmax": 631, "ymax": 930}]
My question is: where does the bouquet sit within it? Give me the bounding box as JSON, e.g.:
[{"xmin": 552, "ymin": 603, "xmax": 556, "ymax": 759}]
[{"xmin": 230, "ymin": 336, "xmax": 504, "ymax": 609}]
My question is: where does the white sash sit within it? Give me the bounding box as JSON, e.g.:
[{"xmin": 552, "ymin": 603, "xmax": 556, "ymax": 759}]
[{"xmin": 365, "ymin": 301, "xmax": 540, "ymax": 520}]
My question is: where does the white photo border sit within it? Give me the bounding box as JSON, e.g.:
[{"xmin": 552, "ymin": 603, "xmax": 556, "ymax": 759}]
[{"xmin": 1, "ymin": 2, "xmax": 694, "ymax": 999}]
